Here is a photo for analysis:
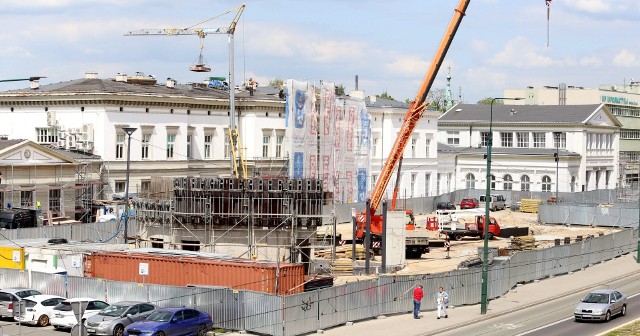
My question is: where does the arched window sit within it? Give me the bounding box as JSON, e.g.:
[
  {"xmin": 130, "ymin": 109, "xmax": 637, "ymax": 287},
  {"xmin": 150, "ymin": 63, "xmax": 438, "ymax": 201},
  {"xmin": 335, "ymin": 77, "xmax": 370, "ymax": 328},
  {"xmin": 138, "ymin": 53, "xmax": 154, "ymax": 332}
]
[
  {"xmin": 542, "ymin": 175, "xmax": 552, "ymax": 192},
  {"xmin": 490, "ymin": 174, "xmax": 496, "ymax": 190},
  {"xmin": 520, "ymin": 175, "xmax": 531, "ymax": 191},
  {"xmin": 571, "ymin": 175, "xmax": 576, "ymax": 193},
  {"xmin": 465, "ymin": 173, "xmax": 475, "ymax": 189},
  {"xmin": 503, "ymin": 174, "xmax": 513, "ymax": 190}
]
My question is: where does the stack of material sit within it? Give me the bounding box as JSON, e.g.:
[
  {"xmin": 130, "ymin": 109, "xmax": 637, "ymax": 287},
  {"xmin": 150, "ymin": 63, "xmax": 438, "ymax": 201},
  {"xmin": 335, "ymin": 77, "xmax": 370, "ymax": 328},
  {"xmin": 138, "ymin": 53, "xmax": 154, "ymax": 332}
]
[
  {"xmin": 519, "ymin": 199, "xmax": 543, "ymax": 213},
  {"xmin": 510, "ymin": 236, "xmax": 537, "ymax": 250},
  {"xmin": 315, "ymin": 245, "xmax": 367, "ymax": 259},
  {"xmin": 331, "ymin": 259, "xmax": 354, "ymax": 275}
]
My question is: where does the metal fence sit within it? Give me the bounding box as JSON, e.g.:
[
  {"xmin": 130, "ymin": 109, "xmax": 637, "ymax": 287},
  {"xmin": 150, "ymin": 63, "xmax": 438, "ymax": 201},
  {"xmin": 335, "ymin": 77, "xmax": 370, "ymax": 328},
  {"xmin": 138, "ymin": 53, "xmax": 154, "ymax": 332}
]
[
  {"xmin": 0, "ymin": 220, "xmax": 121, "ymax": 243},
  {"xmin": 539, "ymin": 203, "xmax": 640, "ymax": 228},
  {"xmin": 0, "ymin": 228, "xmax": 634, "ymax": 336}
]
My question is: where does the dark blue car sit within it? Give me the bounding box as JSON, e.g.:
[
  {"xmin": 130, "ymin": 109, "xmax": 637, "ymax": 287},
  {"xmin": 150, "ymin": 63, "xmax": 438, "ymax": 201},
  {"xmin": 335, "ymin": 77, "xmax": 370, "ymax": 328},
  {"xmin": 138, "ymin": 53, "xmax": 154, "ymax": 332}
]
[{"xmin": 123, "ymin": 307, "xmax": 212, "ymax": 336}]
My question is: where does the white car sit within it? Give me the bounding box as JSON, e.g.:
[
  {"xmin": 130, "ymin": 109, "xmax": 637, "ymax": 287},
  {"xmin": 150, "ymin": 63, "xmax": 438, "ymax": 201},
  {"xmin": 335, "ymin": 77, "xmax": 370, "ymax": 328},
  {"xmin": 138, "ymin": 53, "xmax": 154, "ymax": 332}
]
[
  {"xmin": 14, "ymin": 294, "xmax": 66, "ymax": 326},
  {"xmin": 50, "ymin": 298, "xmax": 110, "ymax": 330}
]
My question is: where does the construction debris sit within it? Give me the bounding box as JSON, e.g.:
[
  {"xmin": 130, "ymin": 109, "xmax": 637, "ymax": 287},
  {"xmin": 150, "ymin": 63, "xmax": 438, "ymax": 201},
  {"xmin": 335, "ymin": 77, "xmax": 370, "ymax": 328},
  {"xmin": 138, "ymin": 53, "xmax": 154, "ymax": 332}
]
[
  {"xmin": 331, "ymin": 259, "xmax": 355, "ymax": 274},
  {"xmin": 315, "ymin": 245, "xmax": 368, "ymax": 260},
  {"xmin": 510, "ymin": 236, "xmax": 538, "ymax": 250},
  {"xmin": 519, "ymin": 199, "xmax": 543, "ymax": 213}
]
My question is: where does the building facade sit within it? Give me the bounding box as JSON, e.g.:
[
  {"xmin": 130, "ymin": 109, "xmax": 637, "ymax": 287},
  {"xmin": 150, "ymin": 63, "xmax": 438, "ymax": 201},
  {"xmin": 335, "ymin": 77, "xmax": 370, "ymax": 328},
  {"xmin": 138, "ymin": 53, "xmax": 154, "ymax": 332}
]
[{"xmin": 438, "ymin": 103, "xmax": 621, "ymax": 193}]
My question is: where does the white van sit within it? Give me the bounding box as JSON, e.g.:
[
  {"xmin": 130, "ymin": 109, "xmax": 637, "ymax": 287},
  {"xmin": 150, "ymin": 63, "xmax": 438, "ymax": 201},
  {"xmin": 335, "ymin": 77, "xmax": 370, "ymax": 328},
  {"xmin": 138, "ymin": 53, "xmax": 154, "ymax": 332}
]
[{"xmin": 479, "ymin": 194, "xmax": 507, "ymax": 211}]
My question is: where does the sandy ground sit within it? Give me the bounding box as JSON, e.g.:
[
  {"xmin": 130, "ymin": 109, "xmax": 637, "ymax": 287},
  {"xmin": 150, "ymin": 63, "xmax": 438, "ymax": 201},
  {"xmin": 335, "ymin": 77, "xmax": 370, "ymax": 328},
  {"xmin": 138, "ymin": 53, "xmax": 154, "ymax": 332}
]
[{"xmin": 321, "ymin": 209, "xmax": 617, "ymax": 285}]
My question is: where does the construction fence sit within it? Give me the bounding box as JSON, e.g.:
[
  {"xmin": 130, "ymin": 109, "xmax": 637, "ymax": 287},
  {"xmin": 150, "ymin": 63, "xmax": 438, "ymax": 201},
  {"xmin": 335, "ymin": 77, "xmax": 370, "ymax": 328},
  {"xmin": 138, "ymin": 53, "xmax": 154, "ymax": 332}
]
[{"xmin": 0, "ymin": 228, "xmax": 635, "ymax": 336}]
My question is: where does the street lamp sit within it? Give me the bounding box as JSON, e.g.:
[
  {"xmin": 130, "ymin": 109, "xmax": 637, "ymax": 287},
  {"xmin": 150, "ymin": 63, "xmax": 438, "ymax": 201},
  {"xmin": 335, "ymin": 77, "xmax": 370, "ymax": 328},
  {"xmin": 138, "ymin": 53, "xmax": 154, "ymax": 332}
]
[
  {"xmin": 122, "ymin": 127, "xmax": 137, "ymax": 245},
  {"xmin": 553, "ymin": 132, "xmax": 561, "ymax": 204},
  {"xmin": 481, "ymin": 97, "xmax": 523, "ymax": 314}
]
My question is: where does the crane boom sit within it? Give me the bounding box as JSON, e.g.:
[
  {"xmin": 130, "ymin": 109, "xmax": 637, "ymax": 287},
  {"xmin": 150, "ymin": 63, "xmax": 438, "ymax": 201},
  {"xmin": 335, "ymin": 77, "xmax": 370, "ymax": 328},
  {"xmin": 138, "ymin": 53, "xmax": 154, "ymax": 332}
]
[{"xmin": 368, "ymin": 0, "xmax": 469, "ymax": 214}]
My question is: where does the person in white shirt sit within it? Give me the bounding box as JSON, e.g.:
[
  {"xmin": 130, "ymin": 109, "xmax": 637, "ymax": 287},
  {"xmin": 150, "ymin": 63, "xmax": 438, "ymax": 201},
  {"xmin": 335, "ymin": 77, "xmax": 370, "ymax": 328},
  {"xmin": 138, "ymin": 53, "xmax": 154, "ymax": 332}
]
[{"xmin": 437, "ymin": 286, "xmax": 449, "ymax": 319}]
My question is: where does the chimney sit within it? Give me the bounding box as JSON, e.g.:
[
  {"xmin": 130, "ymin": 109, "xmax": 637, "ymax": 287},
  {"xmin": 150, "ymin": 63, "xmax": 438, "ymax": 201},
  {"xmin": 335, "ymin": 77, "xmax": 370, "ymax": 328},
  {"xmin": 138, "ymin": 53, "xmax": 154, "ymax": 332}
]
[
  {"xmin": 85, "ymin": 72, "xmax": 98, "ymax": 79},
  {"xmin": 166, "ymin": 78, "xmax": 176, "ymax": 88},
  {"xmin": 355, "ymin": 75, "xmax": 359, "ymax": 91},
  {"xmin": 115, "ymin": 73, "xmax": 128, "ymax": 82},
  {"xmin": 30, "ymin": 80, "xmax": 40, "ymax": 90}
]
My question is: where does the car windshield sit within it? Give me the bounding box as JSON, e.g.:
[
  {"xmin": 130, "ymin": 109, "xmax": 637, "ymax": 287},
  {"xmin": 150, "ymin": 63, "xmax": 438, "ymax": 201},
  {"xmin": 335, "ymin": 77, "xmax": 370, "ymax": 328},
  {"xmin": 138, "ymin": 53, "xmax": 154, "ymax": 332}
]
[
  {"xmin": 53, "ymin": 302, "xmax": 72, "ymax": 311},
  {"xmin": 146, "ymin": 310, "xmax": 173, "ymax": 322},
  {"xmin": 99, "ymin": 304, "xmax": 129, "ymax": 317},
  {"xmin": 583, "ymin": 293, "xmax": 609, "ymax": 304}
]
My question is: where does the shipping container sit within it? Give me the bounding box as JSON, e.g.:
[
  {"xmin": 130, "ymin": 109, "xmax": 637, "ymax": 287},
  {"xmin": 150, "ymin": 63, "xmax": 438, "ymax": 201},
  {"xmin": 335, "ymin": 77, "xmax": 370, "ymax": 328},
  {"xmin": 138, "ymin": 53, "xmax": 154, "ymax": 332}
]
[{"xmin": 86, "ymin": 252, "xmax": 305, "ymax": 295}]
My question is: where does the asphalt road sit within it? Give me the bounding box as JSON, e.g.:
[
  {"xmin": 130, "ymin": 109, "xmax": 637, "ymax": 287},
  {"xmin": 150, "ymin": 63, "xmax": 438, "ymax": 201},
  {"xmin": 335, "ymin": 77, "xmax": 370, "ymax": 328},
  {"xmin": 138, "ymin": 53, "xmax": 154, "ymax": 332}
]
[
  {"xmin": 0, "ymin": 318, "xmax": 68, "ymax": 336},
  {"xmin": 433, "ymin": 271, "xmax": 640, "ymax": 336}
]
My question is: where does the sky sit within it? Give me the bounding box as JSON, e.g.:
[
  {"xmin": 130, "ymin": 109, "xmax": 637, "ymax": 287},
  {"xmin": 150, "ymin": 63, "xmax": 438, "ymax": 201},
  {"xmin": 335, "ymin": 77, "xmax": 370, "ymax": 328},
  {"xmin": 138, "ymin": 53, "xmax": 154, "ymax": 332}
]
[{"xmin": 1, "ymin": 0, "xmax": 640, "ymax": 103}]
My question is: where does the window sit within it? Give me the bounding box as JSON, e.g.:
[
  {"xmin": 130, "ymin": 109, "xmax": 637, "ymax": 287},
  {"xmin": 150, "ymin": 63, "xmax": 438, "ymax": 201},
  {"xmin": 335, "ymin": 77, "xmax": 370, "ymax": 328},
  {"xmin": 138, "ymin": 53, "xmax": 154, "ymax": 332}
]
[
  {"xmin": 411, "ymin": 173, "xmax": 417, "ymax": 197},
  {"xmin": 224, "ymin": 132, "xmax": 231, "ymax": 158},
  {"xmin": 186, "ymin": 135, "xmax": 193, "ymax": 159},
  {"xmin": 166, "ymin": 134, "xmax": 175, "ymax": 159},
  {"xmin": 115, "ymin": 134, "xmax": 126, "ymax": 159},
  {"xmin": 181, "ymin": 239, "xmax": 200, "ymax": 251},
  {"xmin": 500, "ymin": 132, "xmax": 513, "ymax": 147},
  {"xmin": 533, "ymin": 132, "xmax": 546, "ymax": 148},
  {"xmin": 141, "ymin": 180, "xmax": 151, "ymax": 197},
  {"xmin": 204, "ymin": 135, "xmax": 212, "ymax": 159},
  {"xmin": 465, "ymin": 173, "xmax": 475, "ymax": 189},
  {"xmin": 490, "ymin": 174, "xmax": 496, "ymax": 190},
  {"xmin": 620, "ymin": 129, "xmax": 640, "ymax": 139},
  {"xmin": 371, "ymin": 174, "xmax": 378, "ymax": 190},
  {"xmin": 20, "ymin": 190, "xmax": 32, "ymax": 207},
  {"xmin": 516, "ymin": 132, "xmax": 529, "ymax": 148},
  {"xmin": 447, "ymin": 131, "xmax": 460, "ymax": 145},
  {"xmin": 372, "ymin": 138, "xmax": 379, "ymax": 158},
  {"xmin": 276, "ymin": 135, "xmax": 284, "ymax": 157},
  {"xmin": 36, "ymin": 128, "xmax": 58, "ymax": 144},
  {"xmin": 425, "ymin": 139, "xmax": 431, "ymax": 158},
  {"xmin": 49, "ymin": 189, "xmax": 61, "ymax": 213},
  {"xmin": 520, "ymin": 175, "xmax": 531, "ymax": 191},
  {"xmin": 542, "ymin": 175, "xmax": 552, "ymax": 192},
  {"xmin": 411, "ymin": 138, "xmax": 417, "ymax": 158},
  {"xmin": 481, "ymin": 132, "xmax": 490, "ymax": 147},
  {"xmin": 437, "ymin": 173, "xmax": 441, "ymax": 195},
  {"xmin": 115, "ymin": 181, "xmax": 125, "ymax": 193},
  {"xmin": 151, "ymin": 237, "xmax": 164, "ymax": 249},
  {"xmin": 425, "ymin": 173, "xmax": 431, "ymax": 196},
  {"xmin": 262, "ymin": 135, "xmax": 270, "ymax": 158},
  {"xmin": 141, "ymin": 133, "xmax": 151, "ymax": 160},
  {"xmin": 503, "ymin": 174, "xmax": 513, "ymax": 190},
  {"xmin": 553, "ymin": 132, "xmax": 567, "ymax": 148}
]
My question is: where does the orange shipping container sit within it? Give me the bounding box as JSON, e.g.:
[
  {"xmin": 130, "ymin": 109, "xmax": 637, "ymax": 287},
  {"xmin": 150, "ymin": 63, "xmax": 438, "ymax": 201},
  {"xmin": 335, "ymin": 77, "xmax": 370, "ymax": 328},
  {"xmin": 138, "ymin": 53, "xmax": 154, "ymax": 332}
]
[{"xmin": 86, "ymin": 252, "xmax": 305, "ymax": 295}]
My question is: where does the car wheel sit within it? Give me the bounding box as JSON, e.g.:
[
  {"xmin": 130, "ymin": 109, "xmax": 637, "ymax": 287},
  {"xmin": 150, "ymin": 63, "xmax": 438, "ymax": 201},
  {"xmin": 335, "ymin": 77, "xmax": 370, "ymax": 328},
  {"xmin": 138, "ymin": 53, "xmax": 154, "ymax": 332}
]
[
  {"xmin": 113, "ymin": 324, "xmax": 125, "ymax": 336},
  {"xmin": 454, "ymin": 234, "xmax": 463, "ymax": 241},
  {"xmin": 622, "ymin": 304, "xmax": 627, "ymax": 316},
  {"xmin": 197, "ymin": 324, "xmax": 208, "ymax": 336},
  {"xmin": 485, "ymin": 232, "xmax": 494, "ymax": 240},
  {"xmin": 156, "ymin": 332, "xmax": 166, "ymax": 336},
  {"xmin": 605, "ymin": 310, "xmax": 611, "ymax": 322},
  {"xmin": 37, "ymin": 314, "xmax": 49, "ymax": 327}
]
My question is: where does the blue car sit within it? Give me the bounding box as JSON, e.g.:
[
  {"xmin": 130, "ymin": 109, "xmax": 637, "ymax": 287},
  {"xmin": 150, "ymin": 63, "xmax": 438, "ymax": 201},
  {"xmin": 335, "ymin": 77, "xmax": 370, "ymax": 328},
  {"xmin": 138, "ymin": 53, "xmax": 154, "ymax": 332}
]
[{"xmin": 124, "ymin": 307, "xmax": 212, "ymax": 336}]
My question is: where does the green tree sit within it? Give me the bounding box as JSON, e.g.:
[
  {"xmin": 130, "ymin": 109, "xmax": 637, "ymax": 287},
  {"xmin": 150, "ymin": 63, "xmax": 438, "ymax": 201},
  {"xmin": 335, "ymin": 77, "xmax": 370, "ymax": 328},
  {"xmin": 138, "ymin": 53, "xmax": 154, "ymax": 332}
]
[
  {"xmin": 426, "ymin": 88, "xmax": 447, "ymax": 111},
  {"xmin": 269, "ymin": 78, "xmax": 284, "ymax": 87},
  {"xmin": 477, "ymin": 97, "xmax": 505, "ymax": 105},
  {"xmin": 335, "ymin": 84, "xmax": 345, "ymax": 96},
  {"xmin": 376, "ymin": 91, "xmax": 395, "ymax": 101}
]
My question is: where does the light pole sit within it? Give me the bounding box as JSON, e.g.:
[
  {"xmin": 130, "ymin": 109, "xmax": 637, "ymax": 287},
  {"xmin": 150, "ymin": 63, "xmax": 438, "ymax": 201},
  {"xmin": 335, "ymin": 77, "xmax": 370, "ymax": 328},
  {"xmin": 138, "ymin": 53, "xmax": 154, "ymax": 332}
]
[
  {"xmin": 481, "ymin": 97, "xmax": 522, "ymax": 314},
  {"xmin": 553, "ymin": 132, "xmax": 561, "ymax": 203},
  {"xmin": 122, "ymin": 127, "xmax": 137, "ymax": 245}
]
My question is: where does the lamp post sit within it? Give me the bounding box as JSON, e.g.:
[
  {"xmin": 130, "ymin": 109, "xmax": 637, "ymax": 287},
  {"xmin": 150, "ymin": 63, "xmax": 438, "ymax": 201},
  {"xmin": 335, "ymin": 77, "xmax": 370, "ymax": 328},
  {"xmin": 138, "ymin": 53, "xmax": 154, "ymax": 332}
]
[
  {"xmin": 553, "ymin": 132, "xmax": 561, "ymax": 203},
  {"xmin": 122, "ymin": 127, "xmax": 137, "ymax": 245},
  {"xmin": 481, "ymin": 97, "xmax": 522, "ymax": 314}
]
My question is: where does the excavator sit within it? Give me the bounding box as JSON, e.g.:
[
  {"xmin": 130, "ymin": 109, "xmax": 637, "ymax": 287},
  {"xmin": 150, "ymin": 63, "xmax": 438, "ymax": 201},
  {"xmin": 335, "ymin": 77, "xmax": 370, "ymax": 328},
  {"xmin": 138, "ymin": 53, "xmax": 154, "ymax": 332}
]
[{"xmin": 355, "ymin": 0, "xmax": 470, "ymax": 258}]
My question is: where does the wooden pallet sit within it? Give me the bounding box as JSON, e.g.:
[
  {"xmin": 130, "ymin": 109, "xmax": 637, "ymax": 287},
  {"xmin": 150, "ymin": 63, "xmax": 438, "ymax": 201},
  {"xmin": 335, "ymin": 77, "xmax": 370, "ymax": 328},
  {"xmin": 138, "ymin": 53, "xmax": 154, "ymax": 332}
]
[
  {"xmin": 331, "ymin": 259, "xmax": 354, "ymax": 274},
  {"xmin": 519, "ymin": 199, "xmax": 543, "ymax": 213}
]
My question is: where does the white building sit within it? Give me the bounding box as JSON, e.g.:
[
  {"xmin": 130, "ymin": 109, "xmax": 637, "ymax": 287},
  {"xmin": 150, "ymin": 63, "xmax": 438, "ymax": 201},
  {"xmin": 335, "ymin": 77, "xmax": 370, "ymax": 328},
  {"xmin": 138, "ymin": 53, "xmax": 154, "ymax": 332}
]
[{"xmin": 438, "ymin": 103, "xmax": 621, "ymax": 193}]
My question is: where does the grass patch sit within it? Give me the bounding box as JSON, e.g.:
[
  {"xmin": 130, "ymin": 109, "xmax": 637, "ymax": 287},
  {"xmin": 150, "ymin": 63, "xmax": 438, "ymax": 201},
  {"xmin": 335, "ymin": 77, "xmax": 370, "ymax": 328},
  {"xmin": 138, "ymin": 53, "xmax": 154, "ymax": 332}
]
[{"xmin": 602, "ymin": 319, "xmax": 640, "ymax": 336}]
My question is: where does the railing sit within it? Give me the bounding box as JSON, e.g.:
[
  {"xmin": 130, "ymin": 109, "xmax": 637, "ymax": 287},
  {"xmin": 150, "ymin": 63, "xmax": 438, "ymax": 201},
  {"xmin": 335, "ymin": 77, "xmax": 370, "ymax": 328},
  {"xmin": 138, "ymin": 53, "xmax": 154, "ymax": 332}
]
[{"xmin": 0, "ymin": 228, "xmax": 634, "ymax": 336}]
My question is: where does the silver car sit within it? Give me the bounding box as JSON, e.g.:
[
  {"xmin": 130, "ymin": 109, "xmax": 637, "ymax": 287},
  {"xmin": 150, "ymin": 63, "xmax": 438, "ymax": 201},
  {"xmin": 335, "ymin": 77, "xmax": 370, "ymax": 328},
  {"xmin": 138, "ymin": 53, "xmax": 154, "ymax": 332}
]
[
  {"xmin": 0, "ymin": 288, "xmax": 42, "ymax": 318},
  {"xmin": 574, "ymin": 289, "xmax": 627, "ymax": 322},
  {"xmin": 85, "ymin": 301, "xmax": 156, "ymax": 336}
]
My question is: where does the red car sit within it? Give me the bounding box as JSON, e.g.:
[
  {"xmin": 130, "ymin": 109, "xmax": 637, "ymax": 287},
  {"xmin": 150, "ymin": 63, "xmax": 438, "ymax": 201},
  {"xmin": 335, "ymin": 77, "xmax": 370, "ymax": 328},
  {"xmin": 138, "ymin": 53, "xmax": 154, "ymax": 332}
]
[{"xmin": 460, "ymin": 197, "xmax": 480, "ymax": 209}]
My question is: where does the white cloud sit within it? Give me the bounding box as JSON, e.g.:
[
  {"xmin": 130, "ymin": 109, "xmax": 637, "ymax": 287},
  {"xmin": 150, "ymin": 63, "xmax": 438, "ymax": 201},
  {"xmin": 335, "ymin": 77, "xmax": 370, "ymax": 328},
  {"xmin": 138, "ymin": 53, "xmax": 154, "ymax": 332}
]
[
  {"xmin": 570, "ymin": 0, "xmax": 610, "ymax": 13},
  {"xmin": 488, "ymin": 37, "xmax": 560, "ymax": 68},
  {"xmin": 613, "ymin": 49, "xmax": 640, "ymax": 67},
  {"xmin": 384, "ymin": 55, "xmax": 428, "ymax": 77},
  {"xmin": 0, "ymin": 46, "xmax": 32, "ymax": 58}
]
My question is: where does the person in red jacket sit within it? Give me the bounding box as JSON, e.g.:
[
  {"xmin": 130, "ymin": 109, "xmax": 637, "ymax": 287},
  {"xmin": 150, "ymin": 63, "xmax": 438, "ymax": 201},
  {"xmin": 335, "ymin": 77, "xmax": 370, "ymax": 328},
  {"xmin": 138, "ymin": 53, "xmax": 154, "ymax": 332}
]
[{"xmin": 413, "ymin": 284, "xmax": 424, "ymax": 319}]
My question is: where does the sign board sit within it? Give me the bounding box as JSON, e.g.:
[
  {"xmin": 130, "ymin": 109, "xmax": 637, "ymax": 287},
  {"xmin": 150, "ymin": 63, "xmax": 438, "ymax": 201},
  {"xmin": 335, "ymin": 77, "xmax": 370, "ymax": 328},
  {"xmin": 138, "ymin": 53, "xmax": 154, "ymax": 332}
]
[
  {"xmin": 70, "ymin": 301, "xmax": 88, "ymax": 334},
  {"xmin": 139, "ymin": 262, "xmax": 149, "ymax": 276},
  {"xmin": 71, "ymin": 255, "xmax": 82, "ymax": 268},
  {"xmin": 12, "ymin": 250, "xmax": 20, "ymax": 262}
]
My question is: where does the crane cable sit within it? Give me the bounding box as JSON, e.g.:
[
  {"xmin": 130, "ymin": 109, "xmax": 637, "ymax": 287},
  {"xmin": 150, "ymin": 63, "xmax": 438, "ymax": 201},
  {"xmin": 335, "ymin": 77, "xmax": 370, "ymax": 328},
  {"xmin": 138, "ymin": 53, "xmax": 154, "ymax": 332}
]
[{"xmin": 184, "ymin": 4, "xmax": 244, "ymax": 30}]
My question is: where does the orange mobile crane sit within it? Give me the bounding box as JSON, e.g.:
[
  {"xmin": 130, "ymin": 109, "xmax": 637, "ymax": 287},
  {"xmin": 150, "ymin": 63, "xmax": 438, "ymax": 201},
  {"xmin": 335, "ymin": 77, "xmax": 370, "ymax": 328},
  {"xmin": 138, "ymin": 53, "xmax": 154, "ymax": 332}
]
[{"xmin": 356, "ymin": 0, "xmax": 470, "ymax": 258}]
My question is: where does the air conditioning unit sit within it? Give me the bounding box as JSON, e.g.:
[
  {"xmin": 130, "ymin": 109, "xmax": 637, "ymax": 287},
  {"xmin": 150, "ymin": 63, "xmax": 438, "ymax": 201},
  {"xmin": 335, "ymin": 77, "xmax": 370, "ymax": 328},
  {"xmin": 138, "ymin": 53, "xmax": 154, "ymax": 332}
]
[
  {"xmin": 67, "ymin": 135, "xmax": 77, "ymax": 148},
  {"xmin": 82, "ymin": 124, "xmax": 94, "ymax": 142},
  {"xmin": 47, "ymin": 111, "xmax": 57, "ymax": 126},
  {"xmin": 57, "ymin": 139, "xmax": 66, "ymax": 148}
]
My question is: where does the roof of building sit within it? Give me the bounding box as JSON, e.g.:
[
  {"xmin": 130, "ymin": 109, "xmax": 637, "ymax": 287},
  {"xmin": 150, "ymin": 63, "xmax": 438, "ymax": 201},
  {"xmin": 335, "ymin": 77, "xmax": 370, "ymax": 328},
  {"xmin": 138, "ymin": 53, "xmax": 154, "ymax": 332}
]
[
  {"xmin": 439, "ymin": 103, "xmax": 618, "ymax": 125},
  {"xmin": 0, "ymin": 139, "xmax": 23, "ymax": 151},
  {"xmin": 3, "ymin": 77, "xmax": 284, "ymax": 102},
  {"xmin": 365, "ymin": 96, "xmax": 409, "ymax": 109},
  {"xmin": 0, "ymin": 139, "xmax": 101, "ymax": 161},
  {"xmin": 437, "ymin": 142, "xmax": 581, "ymax": 157}
]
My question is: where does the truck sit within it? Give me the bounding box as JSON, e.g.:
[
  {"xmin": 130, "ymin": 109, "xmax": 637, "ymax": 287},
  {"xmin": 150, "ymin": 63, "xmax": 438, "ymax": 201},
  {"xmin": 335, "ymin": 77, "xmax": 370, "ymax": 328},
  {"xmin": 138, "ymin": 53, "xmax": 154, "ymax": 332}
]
[
  {"xmin": 0, "ymin": 208, "xmax": 38, "ymax": 229},
  {"xmin": 440, "ymin": 215, "xmax": 501, "ymax": 241},
  {"xmin": 355, "ymin": 0, "xmax": 470, "ymax": 259}
]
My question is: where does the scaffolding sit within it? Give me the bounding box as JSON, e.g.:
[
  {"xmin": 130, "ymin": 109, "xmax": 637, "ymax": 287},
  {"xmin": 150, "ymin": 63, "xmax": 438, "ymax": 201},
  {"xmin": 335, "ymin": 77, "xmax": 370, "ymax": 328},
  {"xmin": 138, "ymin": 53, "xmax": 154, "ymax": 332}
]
[{"xmin": 132, "ymin": 176, "xmax": 333, "ymax": 271}]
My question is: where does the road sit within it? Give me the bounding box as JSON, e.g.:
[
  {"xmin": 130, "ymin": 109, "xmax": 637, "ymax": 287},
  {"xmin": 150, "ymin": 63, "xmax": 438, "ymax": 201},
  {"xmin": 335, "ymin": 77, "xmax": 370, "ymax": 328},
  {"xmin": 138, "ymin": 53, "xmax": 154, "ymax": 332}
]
[
  {"xmin": 431, "ymin": 272, "xmax": 640, "ymax": 336},
  {"xmin": 0, "ymin": 319, "xmax": 63, "ymax": 336}
]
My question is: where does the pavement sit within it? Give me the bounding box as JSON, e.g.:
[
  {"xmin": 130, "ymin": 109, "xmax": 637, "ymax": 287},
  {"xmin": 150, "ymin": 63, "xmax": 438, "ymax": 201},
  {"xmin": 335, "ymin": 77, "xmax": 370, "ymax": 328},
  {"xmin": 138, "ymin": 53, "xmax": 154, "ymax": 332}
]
[{"xmin": 218, "ymin": 253, "xmax": 640, "ymax": 336}]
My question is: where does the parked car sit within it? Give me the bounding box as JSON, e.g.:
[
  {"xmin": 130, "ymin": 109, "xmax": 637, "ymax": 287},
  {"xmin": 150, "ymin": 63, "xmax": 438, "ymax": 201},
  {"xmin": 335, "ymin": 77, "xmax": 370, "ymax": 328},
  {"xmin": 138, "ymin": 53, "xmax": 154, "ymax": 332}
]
[
  {"xmin": 459, "ymin": 197, "xmax": 480, "ymax": 209},
  {"xmin": 13, "ymin": 294, "xmax": 66, "ymax": 326},
  {"xmin": 85, "ymin": 301, "xmax": 157, "ymax": 336},
  {"xmin": 479, "ymin": 194, "xmax": 507, "ymax": 211},
  {"xmin": 0, "ymin": 288, "xmax": 42, "ymax": 318},
  {"xmin": 574, "ymin": 289, "xmax": 627, "ymax": 322},
  {"xmin": 436, "ymin": 202, "xmax": 456, "ymax": 210},
  {"xmin": 124, "ymin": 307, "xmax": 213, "ymax": 336},
  {"xmin": 51, "ymin": 298, "xmax": 110, "ymax": 329}
]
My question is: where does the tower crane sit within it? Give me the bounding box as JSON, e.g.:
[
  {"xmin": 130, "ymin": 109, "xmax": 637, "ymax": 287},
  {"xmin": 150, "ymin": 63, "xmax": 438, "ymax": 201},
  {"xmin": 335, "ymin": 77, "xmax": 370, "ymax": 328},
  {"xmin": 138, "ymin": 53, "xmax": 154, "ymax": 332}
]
[{"xmin": 124, "ymin": 4, "xmax": 246, "ymax": 178}]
